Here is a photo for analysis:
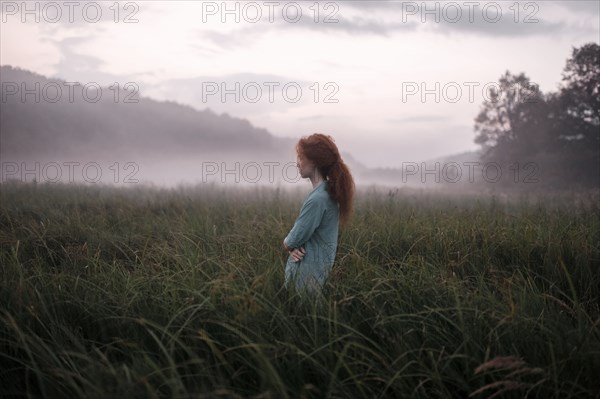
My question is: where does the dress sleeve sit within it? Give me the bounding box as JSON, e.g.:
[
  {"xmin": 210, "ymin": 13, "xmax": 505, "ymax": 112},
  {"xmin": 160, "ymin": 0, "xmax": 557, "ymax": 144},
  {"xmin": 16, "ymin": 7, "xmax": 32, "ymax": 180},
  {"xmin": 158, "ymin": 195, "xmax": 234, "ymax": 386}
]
[{"xmin": 284, "ymin": 196, "xmax": 326, "ymax": 249}]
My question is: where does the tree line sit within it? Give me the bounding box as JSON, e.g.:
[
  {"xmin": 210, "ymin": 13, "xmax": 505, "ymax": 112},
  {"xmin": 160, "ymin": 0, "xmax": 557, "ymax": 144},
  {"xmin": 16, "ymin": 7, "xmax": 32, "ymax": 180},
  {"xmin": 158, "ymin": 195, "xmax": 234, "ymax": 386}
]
[{"xmin": 474, "ymin": 42, "xmax": 599, "ymax": 190}]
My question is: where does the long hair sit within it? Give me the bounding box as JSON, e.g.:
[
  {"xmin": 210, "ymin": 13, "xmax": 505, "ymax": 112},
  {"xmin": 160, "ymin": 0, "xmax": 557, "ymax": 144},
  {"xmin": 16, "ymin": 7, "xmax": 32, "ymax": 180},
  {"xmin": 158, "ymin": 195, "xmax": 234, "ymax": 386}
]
[{"xmin": 295, "ymin": 133, "xmax": 355, "ymax": 227}]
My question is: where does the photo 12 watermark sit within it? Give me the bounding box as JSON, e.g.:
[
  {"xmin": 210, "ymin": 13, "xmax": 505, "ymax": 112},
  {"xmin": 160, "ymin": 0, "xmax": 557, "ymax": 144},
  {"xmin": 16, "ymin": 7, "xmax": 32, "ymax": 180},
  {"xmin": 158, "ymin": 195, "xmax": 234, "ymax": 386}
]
[
  {"xmin": 1, "ymin": 81, "xmax": 139, "ymax": 104},
  {"xmin": 400, "ymin": 161, "xmax": 539, "ymax": 184},
  {"xmin": 1, "ymin": 1, "xmax": 140, "ymax": 23},
  {"xmin": 200, "ymin": 161, "xmax": 303, "ymax": 184},
  {"xmin": 398, "ymin": 1, "xmax": 539, "ymax": 24},
  {"xmin": 400, "ymin": 81, "xmax": 540, "ymax": 104},
  {"xmin": 200, "ymin": 81, "xmax": 339, "ymax": 104},
  {"xmin": 200, "ymin": 1, "xmax": 339, "ymax": 24},
  {"xmin": 1, "ymin": 161, "xmax": 140, "ymax": 184}
]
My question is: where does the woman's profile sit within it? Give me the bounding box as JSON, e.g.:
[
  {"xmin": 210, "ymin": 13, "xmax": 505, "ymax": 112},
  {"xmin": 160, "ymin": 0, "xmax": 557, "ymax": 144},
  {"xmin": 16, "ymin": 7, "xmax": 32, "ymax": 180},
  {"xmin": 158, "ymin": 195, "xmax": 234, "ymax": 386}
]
[{"xmin": 282, "ymin": 133, "xmax": 355, "ymax": 292}]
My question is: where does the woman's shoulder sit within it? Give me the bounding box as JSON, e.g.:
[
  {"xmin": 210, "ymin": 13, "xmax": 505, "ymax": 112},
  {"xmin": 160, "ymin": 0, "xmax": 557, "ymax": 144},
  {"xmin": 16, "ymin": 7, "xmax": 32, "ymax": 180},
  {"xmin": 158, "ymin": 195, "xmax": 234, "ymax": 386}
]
[
  {"xmin": 310, "ymin": 183, "xmax": 338, "ymax": 208},
  {"xmin": 309, "ymin": 181, "xmax": 328, "ymax": 198}
]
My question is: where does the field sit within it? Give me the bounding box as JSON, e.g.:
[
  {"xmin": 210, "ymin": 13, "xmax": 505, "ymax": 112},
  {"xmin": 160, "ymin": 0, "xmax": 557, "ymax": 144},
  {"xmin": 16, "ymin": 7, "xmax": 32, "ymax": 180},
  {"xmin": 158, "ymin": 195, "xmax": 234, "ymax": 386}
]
[{"xmin": 1, "ymin": 182, "xmax": 599, "ymax": 398}]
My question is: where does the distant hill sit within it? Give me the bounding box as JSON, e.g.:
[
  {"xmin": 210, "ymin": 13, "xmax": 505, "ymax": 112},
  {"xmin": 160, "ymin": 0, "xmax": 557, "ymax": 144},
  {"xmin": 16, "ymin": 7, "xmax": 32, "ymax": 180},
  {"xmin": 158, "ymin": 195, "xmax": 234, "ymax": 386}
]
[
  {"xmin": 0, "ymin": 65, "xmax": 475, "ymax": 188},
  {"xmin": 422, "ymin": 150, "xmax": 482, "ymax": 165},
  {"xmin": 0, "ymin": 65, "xmax": 286, "ymax": 160},
  {"xmin": 1, "ymin": 65, "xmax": 375, "ymax": 186},
  {"xmin": 356, "ymin": 150, "xmax": 483, "ymax": 188}
]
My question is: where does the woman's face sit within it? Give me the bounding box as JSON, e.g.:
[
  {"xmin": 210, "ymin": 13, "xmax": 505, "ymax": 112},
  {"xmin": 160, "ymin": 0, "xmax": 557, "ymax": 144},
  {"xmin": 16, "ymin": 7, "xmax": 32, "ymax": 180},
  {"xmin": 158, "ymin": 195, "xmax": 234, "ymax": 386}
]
[{"xmin": 296, "ymin": 153, "xmax": 315, "ymax": 179}]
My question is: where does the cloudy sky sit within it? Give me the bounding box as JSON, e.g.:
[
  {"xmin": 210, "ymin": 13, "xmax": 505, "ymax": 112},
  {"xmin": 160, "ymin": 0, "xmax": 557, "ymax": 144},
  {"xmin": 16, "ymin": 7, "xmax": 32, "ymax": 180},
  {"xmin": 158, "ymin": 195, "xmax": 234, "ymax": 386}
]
[{"xmin": 1, "ymin": 0, "xmax": 599, "ymax": 168}]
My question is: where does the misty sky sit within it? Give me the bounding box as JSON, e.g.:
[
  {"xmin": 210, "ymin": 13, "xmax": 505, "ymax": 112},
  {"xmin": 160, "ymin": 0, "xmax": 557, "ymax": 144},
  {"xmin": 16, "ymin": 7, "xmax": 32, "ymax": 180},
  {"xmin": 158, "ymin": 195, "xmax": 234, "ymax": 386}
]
[{"xmin": 1, "ymin": 0, "xmax": 599, "ymax": 168}]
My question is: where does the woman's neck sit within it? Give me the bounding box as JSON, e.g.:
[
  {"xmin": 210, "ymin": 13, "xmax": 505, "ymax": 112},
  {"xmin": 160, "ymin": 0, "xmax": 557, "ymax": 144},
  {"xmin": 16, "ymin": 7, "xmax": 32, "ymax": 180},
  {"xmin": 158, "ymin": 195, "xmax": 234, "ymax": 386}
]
[{"xmin": 310, "ymin": 173, "xmax": 324, "ymax": 189}]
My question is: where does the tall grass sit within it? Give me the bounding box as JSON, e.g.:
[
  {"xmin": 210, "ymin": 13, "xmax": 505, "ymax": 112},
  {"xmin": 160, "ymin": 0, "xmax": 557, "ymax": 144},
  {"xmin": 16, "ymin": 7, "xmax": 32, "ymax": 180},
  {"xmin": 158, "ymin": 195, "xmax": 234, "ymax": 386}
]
[{"xmin": 1, "ymin": 181, "xmax": 598, "ymax": 398}]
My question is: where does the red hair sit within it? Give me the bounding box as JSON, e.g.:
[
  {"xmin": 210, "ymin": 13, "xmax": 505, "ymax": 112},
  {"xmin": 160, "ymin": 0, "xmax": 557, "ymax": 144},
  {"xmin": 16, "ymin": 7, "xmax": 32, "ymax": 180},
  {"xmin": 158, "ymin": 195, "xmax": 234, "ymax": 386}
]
[{"xmin": 295, "ymin": 133, "xmax": 355, "ymax": 227}]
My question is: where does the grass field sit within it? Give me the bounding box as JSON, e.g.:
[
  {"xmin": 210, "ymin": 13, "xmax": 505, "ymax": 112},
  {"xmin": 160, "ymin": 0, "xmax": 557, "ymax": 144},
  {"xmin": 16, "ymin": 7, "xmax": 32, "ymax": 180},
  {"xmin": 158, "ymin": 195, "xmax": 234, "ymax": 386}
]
[{"xmin": 1, "ymin": 181, "xmax": 599, "ymax": 398}]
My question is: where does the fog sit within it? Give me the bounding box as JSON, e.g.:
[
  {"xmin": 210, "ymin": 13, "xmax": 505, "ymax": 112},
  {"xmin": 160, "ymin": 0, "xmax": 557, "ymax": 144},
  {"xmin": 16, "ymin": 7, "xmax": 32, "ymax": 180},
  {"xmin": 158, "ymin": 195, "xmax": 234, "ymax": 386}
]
[{"xmin": 1, "ymin": 1, "xmax": 598, "ymax": 193}]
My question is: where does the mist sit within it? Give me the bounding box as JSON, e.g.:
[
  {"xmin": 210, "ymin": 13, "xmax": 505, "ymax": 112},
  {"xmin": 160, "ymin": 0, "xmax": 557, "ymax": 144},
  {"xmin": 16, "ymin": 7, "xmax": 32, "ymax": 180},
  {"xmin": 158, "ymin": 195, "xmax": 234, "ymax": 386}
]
[
  {"xmin": 1, "ymin": 1, "xmax": 598, "ymax": 193},
  {"xmin": 2, "ymin": 3, "xmax": 600, "ymax": 397}
]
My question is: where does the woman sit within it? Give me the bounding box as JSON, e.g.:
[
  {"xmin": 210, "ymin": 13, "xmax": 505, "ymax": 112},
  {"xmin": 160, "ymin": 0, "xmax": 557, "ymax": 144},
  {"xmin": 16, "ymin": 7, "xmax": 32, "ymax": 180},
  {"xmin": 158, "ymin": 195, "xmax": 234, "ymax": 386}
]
[{"xmin": 282, "ymin": 133, "xmax": 355, "ymax": 292}]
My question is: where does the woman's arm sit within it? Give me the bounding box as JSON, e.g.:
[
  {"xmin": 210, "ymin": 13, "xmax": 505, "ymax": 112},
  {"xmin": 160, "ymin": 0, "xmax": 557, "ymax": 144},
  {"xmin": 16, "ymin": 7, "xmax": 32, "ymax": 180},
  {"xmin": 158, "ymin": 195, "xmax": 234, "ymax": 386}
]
[
  {"xmin": 284, "ymin": 196, "xmax": 326, "ymax": 249},
  {"xmin": 283, "ymin": 237, "xmax": 291, "ymax": 252},
  {"xmin": 284, "ymin": 197, "xmax": 324, "ymax": 262},
  {"xmin": 284, "ymin": 235, "xmax": 306, "ymax": 262}
]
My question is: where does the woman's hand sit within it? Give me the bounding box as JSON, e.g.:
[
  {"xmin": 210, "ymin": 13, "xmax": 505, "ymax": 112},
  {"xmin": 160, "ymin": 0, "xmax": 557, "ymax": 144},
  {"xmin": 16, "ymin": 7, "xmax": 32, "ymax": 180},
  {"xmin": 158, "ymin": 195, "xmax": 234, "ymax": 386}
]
[
  {"xmin": 284, "ymin": 238, "xmax": 306, "ymax": 262},
  {"xmin": 289, "ymin": 247, "xmax": 306, "ymax": 262}
]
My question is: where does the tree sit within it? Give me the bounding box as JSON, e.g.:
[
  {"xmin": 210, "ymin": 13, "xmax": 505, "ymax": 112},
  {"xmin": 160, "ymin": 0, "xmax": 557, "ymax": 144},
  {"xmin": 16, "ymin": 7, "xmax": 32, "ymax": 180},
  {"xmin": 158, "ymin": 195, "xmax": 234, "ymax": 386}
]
[
  {"xmin": 560, "ymin": 43, "xmax": 600, "ymax": 131},
  {"xmin": 473, "ymin": 71, "xmax": 545, "ymax": 165},
  {"xmin": 553, "ymin": 43, "xmax": 600, "ymax": 186},
  {"xmin": 473, "ymin": 43, "xmax": 600, "ymax": 189}
]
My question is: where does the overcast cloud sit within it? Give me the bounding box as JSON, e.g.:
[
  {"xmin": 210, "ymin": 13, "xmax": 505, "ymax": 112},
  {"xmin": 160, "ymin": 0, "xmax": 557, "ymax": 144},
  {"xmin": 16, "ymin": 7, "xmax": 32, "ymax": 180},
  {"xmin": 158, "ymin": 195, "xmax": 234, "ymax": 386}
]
[{"xmin": 1, "ymin": 0, "xmax": 598, "ymax": 167}]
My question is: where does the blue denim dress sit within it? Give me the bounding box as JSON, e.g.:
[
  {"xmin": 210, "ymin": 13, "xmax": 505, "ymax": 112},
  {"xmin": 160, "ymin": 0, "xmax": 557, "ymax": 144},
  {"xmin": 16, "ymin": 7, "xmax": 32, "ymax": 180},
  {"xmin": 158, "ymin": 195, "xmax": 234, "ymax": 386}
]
[{"xmin": 284, "ymin": 180, "xmax": 340, "ymax": 291}]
